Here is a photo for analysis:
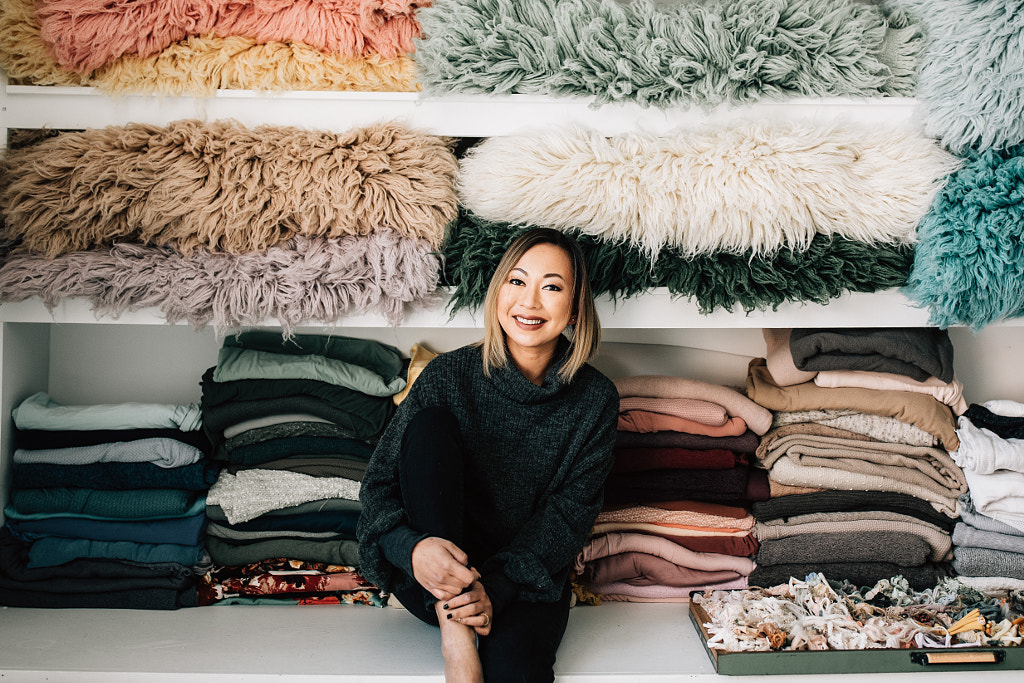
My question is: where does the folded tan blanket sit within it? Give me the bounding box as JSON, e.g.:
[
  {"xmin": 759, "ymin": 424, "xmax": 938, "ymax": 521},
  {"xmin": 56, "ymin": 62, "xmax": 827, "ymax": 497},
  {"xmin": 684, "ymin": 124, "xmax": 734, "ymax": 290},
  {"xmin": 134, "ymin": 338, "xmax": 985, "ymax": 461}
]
[
  {"xmin": 616, "ymin": 375, "xmax": 772, "ymax": 435},
  {"xmin": 746, "ymin": 358, "xmax": 958, "ymax": 450}
]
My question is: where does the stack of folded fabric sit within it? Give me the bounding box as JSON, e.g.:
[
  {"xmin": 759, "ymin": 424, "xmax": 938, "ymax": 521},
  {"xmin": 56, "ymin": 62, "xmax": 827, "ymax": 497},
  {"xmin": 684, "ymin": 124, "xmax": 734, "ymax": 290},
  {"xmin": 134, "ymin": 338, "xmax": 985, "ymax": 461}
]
[
  {"xmin": 1, "ymin": 0, "xmax": 427, "ymax": 94},
  {"xmin": 949, "ymin": 400, "xmax": 1024, "ymax": 593},
  {"xmin": 1, "ymin": 392, "xmax": 213, "ymax": 609},
  {"xmin": 745, "ymin": 328, "xmax": 968, "ymax": 590},
  {"xmin": 198, "ymin": 331, "xmax": 403, "ymax": 606},
  {"xmin": 574, "ymin": 375, "xmax": 773, "ymax": 602}
]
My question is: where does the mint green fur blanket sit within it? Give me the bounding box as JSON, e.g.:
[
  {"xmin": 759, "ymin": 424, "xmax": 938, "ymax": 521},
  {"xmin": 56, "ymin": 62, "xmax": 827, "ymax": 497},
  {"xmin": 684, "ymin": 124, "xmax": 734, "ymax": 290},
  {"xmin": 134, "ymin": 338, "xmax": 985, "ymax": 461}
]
[
  {"xmin": 443, "ymin": 212, "xmax": 912, "ymax": 314},
  {"xmin": 415, "ymin": 0, "xmax": 922, "ymax": 107}
]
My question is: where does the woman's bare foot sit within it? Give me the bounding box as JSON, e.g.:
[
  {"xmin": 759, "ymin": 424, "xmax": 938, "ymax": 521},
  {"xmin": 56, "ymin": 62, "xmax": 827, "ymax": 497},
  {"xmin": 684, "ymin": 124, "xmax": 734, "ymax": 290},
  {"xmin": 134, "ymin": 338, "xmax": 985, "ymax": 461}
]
[{"xmin": 436, "ymin": 601, "xmax": 483, "ymax": 683}]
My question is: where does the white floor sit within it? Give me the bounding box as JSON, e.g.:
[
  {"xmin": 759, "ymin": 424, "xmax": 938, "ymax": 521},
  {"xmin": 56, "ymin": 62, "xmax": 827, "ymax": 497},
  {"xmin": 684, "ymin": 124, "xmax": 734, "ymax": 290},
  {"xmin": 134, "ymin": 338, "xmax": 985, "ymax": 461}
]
[{"xmin": 1, "ymin": 602, "xmax": 1021, "ymax": 682}]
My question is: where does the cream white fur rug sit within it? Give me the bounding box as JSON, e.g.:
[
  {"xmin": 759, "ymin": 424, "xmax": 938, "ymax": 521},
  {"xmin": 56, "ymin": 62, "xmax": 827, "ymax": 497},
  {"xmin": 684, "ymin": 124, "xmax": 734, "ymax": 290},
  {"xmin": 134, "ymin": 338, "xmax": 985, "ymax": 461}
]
[{"xmin": 457, "ymin": 123, "xmax": 961, "ymax": 257}]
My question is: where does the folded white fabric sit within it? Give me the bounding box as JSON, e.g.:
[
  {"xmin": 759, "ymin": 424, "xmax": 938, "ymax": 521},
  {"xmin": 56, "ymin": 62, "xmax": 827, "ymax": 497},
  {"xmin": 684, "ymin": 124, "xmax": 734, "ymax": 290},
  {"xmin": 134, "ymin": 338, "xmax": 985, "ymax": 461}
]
[
  {"xmin": 207, "ymin": 469, "xmax": 360, "ymax": 525},
  {"xmin": 962, "ymin": 467, "xmax": 1024, "ymax": 533},
  {"xmin": 984, "ymin": 399, "xmax": 1024, "ymax": 418},
  {"xmin": 953, "ymin": 417, "xmax": 1024, "ymax": 475}
]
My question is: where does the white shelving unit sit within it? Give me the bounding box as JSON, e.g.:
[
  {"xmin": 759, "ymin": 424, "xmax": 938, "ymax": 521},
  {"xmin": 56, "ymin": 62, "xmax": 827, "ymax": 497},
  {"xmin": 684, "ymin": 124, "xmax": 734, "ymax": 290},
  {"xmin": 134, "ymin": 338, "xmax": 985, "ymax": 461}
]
[{"xmin": 2, "ymin": 84, "xmax": 1022, "ymax": 680}]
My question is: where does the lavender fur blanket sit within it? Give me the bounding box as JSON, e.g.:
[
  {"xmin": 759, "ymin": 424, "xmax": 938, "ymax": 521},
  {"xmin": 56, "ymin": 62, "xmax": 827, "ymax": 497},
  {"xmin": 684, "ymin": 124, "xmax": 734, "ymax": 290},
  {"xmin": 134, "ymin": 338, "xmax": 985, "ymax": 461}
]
[{"xmin": 0, "ymin": 230, "xmax": 440, "ymax": 332}]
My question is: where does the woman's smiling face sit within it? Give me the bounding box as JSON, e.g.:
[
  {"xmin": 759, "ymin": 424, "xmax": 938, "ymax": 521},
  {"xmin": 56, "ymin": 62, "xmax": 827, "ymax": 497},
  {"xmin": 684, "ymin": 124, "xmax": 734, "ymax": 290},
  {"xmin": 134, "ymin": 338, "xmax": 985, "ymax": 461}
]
[{"xmin": 497, "ymin": 242, "xmax": 576, "ymax": 366}]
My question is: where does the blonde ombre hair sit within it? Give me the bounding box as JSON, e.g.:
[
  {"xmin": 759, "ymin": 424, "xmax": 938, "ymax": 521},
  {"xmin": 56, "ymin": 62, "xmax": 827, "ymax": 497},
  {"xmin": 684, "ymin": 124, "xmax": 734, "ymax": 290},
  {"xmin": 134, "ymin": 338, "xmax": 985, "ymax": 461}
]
[{"xmin": 480, "ymin": 228, "xmax": 600, "ymax": 383}]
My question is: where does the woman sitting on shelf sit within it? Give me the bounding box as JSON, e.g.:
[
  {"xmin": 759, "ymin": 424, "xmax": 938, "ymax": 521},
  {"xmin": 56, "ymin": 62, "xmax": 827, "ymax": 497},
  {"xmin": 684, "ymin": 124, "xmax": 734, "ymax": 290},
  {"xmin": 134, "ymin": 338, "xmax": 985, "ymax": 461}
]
[{"xmin": 357, "ymin": 227, "xmax": 619, "ymax": 683}]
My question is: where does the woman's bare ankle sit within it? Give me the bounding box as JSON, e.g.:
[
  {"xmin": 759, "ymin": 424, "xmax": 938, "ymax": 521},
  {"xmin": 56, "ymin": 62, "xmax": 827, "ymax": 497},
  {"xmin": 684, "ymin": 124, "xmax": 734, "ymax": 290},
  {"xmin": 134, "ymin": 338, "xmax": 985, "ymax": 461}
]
[{"xmin": 436, "ymin": 602, "xmax": 483, "ymax": 683}]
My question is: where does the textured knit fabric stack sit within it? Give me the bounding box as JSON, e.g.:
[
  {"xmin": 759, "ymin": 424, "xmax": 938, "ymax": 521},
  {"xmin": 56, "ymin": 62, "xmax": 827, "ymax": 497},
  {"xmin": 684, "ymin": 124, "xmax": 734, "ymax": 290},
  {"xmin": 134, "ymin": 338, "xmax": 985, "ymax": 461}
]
[
  {"xmin": 948, "ymin": 400, "xmax": 1024, "ymax": 595},
  {"xmin": 0, "ymin": 121, "xmax": 456, "ymax": 332},
  {"xmin": 445, "ymin": 122, "xmax": 958, "ymax": 317},
  {"xmin": 197, "ymin": 331, "xmax": 403, "ymax": 606},
  {"xmin": 0, "ymin": 0, "xmax": 428, "ymax": 94},
  {"xmin": 1, "ymin": 393, "xmax": 215, "ymax": 609},
  {"xmin": 744, "ymin": 328, "xmax": 969, "ymax": 590},
  {"xmin": 573, "ymin": 375, "xmax": 773, "ymax": 602}
]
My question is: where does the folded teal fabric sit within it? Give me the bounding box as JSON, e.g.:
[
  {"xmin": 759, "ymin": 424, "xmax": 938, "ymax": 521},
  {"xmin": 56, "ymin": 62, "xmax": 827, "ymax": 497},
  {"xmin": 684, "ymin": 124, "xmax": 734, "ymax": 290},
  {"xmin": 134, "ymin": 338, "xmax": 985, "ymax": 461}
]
[
  {"xmin": 7, "ymin": 491, "xmax": 206, "ymax": 521},
  {"xmin": 12, "ymin": 392, "xmax": 202, "ymax": 431},
  {"xmin": 27, "ymin": 537, "xmax": 205, "ymax": 569},
  {"xmin": 213, "ymin": 347, "xmax": 406, "ymax": 397}
]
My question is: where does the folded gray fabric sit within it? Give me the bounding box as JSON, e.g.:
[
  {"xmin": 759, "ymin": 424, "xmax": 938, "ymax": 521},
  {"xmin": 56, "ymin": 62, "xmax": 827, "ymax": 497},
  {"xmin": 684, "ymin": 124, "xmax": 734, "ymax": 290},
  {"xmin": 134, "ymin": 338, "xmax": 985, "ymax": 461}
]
[
  {"xmin": 755, "ymin": 511, "xmax": 952, "ymax": 561},
  {"xmin": 952, "ymin": 545, "xmax": 1024, "ymax": 580},
  {"xmin": 206, "ymin": 522, "xmax": 349, "ymax": 541},
  {"xmin": 958, "ymin": 493, "xmax": 1024, "ymax": 536},
  {"xmin": 14, "ymin": 438, "xmax": 203, "ymax": 468},
  {"xmin": 953, "ymin": 523, "xmax": 1024, "ymax": 554},
  {"xmin": 789, "ymin": 328, "xmax": 954, "ymax": 382},
  {"xmin": 757, "ymin": 531, "xmax": 935, "ymax": 567},
  {"xmin": 223, "ymin": 420, "xmax": 361, "ymax": 450}
]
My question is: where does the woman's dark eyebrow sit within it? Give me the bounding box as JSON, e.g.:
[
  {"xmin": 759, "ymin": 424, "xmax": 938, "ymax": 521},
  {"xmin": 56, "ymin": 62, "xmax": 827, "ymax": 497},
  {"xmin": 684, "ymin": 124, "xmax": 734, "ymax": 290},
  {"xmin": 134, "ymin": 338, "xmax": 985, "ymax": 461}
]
[{"xmin": 511, "ymin": 267, "xmax": 566, "ymax": 281}]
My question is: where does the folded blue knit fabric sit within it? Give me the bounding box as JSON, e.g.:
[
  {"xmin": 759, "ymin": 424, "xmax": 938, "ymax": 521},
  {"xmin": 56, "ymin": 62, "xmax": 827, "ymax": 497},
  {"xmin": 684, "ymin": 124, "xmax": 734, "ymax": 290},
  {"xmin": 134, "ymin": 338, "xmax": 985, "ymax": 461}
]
[
  {"xmin": 415, "ymin": 0, "xmax": 922, "ymax": 107},
  {"xmin": 904, "ymin": 145, "xmax": 1024, "ymax": 329}
]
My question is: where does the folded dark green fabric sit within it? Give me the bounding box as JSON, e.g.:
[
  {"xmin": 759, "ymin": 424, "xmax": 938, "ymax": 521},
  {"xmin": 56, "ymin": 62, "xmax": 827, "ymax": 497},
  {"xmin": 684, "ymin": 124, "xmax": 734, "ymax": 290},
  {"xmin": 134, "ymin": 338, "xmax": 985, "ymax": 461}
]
[{"xmin": 443, "ymin": 212, "xmax": 912, "ymax": 314}]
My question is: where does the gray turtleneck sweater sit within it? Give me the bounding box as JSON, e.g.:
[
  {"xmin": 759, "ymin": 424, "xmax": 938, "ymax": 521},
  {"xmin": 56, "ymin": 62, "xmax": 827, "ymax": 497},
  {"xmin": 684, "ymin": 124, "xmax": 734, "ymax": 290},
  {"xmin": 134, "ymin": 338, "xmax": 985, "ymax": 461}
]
[{"xmin": 357, "ymin": 340, "xmax": 619, "ymax": 614}]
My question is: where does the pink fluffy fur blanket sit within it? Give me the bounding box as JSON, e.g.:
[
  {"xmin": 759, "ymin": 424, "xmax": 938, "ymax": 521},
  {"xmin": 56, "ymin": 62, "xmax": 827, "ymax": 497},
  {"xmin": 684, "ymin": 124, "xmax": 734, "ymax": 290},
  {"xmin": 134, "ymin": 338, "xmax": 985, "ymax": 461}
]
[
  {"xmin": 0, "ymin": 229, "xmax": 441, "ymax": 332},
  {"xmin": 37, "ymin": 0, "xmax": 429, "ymax": 73},
  {"xmin": 1, "ymin": 119, "xmax": 457, "ymax": 256}
]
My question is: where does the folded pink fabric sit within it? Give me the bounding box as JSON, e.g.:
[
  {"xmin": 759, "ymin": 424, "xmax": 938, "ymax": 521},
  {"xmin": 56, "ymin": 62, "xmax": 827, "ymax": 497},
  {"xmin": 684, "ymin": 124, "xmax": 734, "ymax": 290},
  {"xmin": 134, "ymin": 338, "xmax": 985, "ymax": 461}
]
[
  {"xmin": 814, "ymin": 370, "xmax": 967, "ymax": 415},
  {"xmin": 38, "ymin": 0, "xmax": 427, "ymax": 73},
  {"xmin": 615, "ymin": 375, "xmax": 772, "ymax": 435},
  {"xmin": 587, "ymin": 577, "xmax": 749, "ymax": 600},
  {"xmin": 763, "ymin": 328, "xmax": 817, "ymax": 386},
  {"xmin": 618, "ymin": 411, "xmax": 748, "ymax": 436},
  {"xmin": 575, "ymin": 532, "xmax": 756, "ymax": 575},
  {"xmin": 618, "ymin": 396, "xmax": 727, "ymax": 426},
  {"xmin": 584, "ymin": 553, "xmax": 742, "ymax": 587}
]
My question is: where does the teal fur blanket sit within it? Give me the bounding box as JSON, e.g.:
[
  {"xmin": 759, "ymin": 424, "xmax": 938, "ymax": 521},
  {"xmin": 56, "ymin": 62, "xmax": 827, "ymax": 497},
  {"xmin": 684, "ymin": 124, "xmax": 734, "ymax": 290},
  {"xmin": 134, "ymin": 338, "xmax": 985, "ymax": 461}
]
[
  {"xmin": 904, "ymin": 145, "xmax": 1024, "ymax": 329},
  {"xmin": 415, "ymin": 0, "xmax": 923, "ymax": 107},
  {"xmin": 443, "ymin": 212, "xmax": 912, "ymax": 314}
]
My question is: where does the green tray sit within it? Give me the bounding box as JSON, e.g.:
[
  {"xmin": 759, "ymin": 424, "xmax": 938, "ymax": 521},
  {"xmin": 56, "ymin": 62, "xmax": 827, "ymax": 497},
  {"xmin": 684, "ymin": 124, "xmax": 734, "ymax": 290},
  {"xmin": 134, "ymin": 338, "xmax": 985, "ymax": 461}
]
[{"xmin": 689, "ymin": 601, "xmax": 1024, "ymax": 675}]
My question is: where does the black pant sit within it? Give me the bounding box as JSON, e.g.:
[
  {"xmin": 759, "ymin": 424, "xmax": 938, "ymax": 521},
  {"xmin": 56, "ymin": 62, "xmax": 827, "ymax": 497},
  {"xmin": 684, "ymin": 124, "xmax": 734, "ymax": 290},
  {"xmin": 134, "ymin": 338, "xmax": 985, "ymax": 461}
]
[{"xmin": 393, "ymin": 406, "xmax": 571, "ymax": 683}]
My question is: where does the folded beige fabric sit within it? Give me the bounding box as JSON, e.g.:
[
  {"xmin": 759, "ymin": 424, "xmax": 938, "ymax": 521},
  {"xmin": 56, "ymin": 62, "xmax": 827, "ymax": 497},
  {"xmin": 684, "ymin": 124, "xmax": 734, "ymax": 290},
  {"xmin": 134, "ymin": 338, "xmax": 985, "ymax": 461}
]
[
  {"xmin": 615, "ymin": 375, "xmax": 772, "ymax": 435},
  {"xmin": 591, "ymin": 522, "xmax": 752, "ymax": 538},
  {"xmin": 763, "ymin": 328, "xmax": 817, "ymax": 386},
  {"xmin": 772, "ymin": 408, "xmax": 939, "ymax": 448},
  {"xmin": 754, "ymin": 511, "xmax": 952, "ymax": 561},
  {"xmin": 746, "ymin": 358, "xmax": 958, "ymax": 450},
  {"xmin": 595, "ymin": 505, "xmax": 755, "ymax": 530},
  {"xmin": 768, "ymin": 480, "xmax": 826, "ymax": 497},
  {"xmin": 814, "ymin": 370, "xmax": 967, "ymax": 415},
  {"xmin": 618, "ymin": 396, "xmax": 728, "ymax": 425}
]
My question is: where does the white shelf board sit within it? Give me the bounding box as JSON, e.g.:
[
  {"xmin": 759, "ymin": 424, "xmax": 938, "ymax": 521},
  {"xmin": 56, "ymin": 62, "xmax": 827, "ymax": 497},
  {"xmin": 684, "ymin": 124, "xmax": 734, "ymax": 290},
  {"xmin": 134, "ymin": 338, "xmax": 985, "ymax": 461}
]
[
  {"xmin": 0, "ymin": 289, "xmax": 997, "ymax": 329},
  {"xmin": 2, "ymin": 602, "xmax": 1019, "ymax": 682},
  {"xmin": 3, "ymin": 87, "xmax": 923, "ymax": 137}
]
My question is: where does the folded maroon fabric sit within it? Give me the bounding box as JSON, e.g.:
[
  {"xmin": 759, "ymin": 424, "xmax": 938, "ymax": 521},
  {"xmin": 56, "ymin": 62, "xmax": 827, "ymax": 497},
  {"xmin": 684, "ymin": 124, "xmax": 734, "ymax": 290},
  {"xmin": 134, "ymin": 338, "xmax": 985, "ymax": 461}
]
[{"xmin": 612, "ymin": 447, "xmax": 742, "ymax": 473}]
